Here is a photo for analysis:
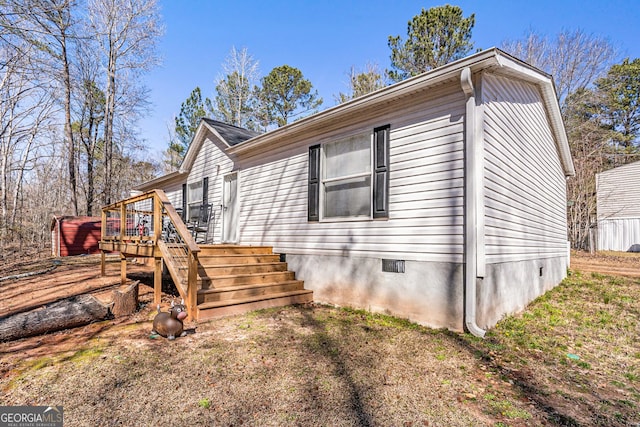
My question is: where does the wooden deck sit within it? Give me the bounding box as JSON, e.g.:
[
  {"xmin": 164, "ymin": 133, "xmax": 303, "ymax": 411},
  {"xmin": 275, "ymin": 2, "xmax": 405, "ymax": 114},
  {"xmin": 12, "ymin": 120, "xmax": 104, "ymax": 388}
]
[{"xmin": 100, "ymin": 190, "xmax": 312, "ymax": 321}]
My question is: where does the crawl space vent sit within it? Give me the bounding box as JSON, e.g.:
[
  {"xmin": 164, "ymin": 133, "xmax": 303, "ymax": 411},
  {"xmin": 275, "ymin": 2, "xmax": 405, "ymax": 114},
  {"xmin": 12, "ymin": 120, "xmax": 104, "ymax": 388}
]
[{"xmin": 382, "ymin": 259, "xmax": 405, "ymax": 273}]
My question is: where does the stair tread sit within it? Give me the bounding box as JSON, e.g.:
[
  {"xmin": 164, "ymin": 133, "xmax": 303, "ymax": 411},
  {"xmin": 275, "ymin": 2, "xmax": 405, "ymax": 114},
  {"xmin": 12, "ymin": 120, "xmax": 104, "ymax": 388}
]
[
  {"xmin": 197, "ymin": 289, "xmax": 313, "ymax": 310},
  {"xmin": 198, "ymin": 244, "xmax": 273, "ymax": 249},
  {"xmin": 197, "ymin": 279, "xmax": 304, "ymax": 294},
  {"xmin": 180, "ymin": 262, "xmax": 285, "ymax": 270},
  {"xmin": 174, "ymin": 255, "xmax": 279, "ymax": 260},
  {"xmin": 198, "ymin": 271, "xmax": 293, "ymax": 280}
]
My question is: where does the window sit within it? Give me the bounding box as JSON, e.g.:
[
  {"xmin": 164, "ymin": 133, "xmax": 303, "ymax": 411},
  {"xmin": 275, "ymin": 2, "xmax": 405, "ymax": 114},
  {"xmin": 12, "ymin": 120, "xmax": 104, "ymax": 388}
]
[
  {"xmin": 308, "ymin": 125, "xmax": 389, "ymax": 221},
  {"xmin": 323, "ymin": 132, "xmax": 372, "ymax": 218},
  {"xmin": 187, "ymin": 177, "xmax": 208, "ymax": 219}
]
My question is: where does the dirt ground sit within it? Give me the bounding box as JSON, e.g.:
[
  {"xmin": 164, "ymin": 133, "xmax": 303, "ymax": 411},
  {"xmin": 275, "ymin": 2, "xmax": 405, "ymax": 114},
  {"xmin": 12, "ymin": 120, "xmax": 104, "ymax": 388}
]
[
  {"xmin": 570, "ymin": 250, "xmax": 640, "ymax": 278},
  {"xmin": 0, "ymin": 252, "xmax": 638, "ymax": 426}
]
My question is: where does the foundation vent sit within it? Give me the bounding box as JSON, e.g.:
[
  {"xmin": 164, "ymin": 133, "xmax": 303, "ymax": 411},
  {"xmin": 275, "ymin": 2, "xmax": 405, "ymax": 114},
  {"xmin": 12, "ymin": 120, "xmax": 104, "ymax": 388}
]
[{"xmin": 382, "ymin": 259, "xmax": 405, "ymax": 273}]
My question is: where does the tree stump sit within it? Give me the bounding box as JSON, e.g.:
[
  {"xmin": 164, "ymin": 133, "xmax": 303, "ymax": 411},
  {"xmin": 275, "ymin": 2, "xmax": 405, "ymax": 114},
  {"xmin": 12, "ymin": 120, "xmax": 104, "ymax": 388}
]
[
  {"xmin": 111, "ymin": 280, "xmax": 139, "ymax": 317},
  {"xmin": 0, "ymin": 294, "xmax": 111, "ymax": 342}
]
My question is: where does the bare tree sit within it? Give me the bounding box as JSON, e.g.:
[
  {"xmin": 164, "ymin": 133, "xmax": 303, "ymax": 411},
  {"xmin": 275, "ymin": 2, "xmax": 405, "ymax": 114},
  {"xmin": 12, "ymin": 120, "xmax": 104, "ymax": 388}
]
[
  {"xmin": 73, "ymin": 39, "xmax": 105, "ymax": 216},
  {"xmin": 0, "ymin": 40, "xmax": 56, "ymax": 249},
  {"xmin": 213, "ymin": 46, "xmax": 260, "ymax": 129},
  {"xmin": 1, "ymin": 0, "xmax": 80, "ymax": 215},
  {"xmin": 502, "ymin": 29, "xmax": 617, "ymax": 107},
  {"xmin": 87, "ymin": 0, "xmax": 162, "ymax": 204}
]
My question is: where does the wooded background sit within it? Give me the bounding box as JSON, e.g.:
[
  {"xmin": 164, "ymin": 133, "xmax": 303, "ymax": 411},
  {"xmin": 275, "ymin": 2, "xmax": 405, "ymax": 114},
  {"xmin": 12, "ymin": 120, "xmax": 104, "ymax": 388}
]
[{"xmin": 1, "ymin": 3, "xmax": 638, "ymax": 260}]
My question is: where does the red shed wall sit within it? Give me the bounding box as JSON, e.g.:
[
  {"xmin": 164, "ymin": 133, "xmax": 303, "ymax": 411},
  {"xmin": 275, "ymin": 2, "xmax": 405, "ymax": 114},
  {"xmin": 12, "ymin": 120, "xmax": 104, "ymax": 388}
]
[{"xmin": 52, "ymin": 216, "xmax": 102, "ymax": 257}]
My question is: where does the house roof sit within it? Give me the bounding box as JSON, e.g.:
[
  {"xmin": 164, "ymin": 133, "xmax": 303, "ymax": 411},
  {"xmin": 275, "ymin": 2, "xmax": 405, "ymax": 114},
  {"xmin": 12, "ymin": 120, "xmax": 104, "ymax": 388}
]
[
  {"xmin": 139, "ymin": 47, "xmax": 574, "ymax": 193},
  {"xmin": 201, "ymin": 118, "xmax": 260, "ymax": 146},
  {"xmin": 227, "ymin": 47, "xmax": 574, "ymax": 177},
  {"xmin": 134, "ymin": 119, "xmax": 260, "ymax": 191}
]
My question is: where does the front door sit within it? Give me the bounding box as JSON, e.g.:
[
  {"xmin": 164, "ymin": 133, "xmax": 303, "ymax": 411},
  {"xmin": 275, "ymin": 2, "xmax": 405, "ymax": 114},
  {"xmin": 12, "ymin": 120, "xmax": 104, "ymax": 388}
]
[{"xmin": 222, "ymin": 172, "xmax": 238, "ymax": 243}]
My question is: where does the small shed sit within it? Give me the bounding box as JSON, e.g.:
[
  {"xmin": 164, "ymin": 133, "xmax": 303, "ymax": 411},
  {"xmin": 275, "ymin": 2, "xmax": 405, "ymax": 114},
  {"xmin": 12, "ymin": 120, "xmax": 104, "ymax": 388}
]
[
  {"xmin": 596, "ymin": 160, "xmax": 640, "ymax": 252},
  {"xmin": 51, "ymin": 216, "xmax": 102, "ymax": 257}
]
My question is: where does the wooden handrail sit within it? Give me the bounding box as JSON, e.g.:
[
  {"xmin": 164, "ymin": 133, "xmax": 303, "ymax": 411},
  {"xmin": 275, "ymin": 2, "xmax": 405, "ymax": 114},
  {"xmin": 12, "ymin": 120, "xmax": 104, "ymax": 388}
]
[
  {"xmin": 155, "ymin": 190, "xmax": 200, "ymax": 254},
  {"xmin": 101, "ymin": 189, "xmax": 200, "ymax": 320}
]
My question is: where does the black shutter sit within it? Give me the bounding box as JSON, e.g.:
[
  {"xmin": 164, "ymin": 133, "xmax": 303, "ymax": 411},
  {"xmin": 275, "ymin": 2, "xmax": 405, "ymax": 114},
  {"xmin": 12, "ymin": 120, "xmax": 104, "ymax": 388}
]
[
  {"xmin": 202, "ymin": 177, "xmax": 209, "ymax": 206},
  {"xmin": 181, "ymin": 183, "xmax": 187, "ymax": 220},
  {"xmin": 308, "ymin": 144, "xmax": 320, "ymax": 221},
  {"xmin": 373, "ymin": 125, "xmax": 390, "ymax": 218}
]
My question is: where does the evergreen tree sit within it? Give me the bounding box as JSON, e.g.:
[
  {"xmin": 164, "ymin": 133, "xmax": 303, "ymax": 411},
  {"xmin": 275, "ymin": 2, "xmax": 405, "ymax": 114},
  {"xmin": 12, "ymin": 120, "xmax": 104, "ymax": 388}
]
[
  {"xmin": 254, "ymin": 65, "xmax": 322, "ymax": 129},
  {"xmin": 173, "ymin": 87, "xmax": 212, "ymax": 153},
  {"xmin": 335, "ymin": 63, "xmax": 386, "ymax": 104},
  {"xmin": 595, "ymin": 58, "xmax": 640, "ymax": 150},
  {"xmin": 387, "ymin": 5, "xmax": 475, "ymax": 82}
]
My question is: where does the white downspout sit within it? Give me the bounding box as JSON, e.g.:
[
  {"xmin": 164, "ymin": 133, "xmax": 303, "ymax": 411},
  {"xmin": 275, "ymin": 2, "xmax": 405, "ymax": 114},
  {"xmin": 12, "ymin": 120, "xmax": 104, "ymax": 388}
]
[{"xmin": 461, "ymin": 67, "xmax": 486, "ymax": 338}]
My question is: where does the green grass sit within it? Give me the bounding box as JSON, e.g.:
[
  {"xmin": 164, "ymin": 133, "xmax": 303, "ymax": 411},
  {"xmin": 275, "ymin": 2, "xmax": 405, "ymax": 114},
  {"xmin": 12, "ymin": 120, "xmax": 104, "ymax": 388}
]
[
  {"xmin": 197, "ymin": 397, "xmax": 211, "ymax": 409},
  {"xmin": 475, "ymin": 269, "xmax": 640, "ymax": 425}
]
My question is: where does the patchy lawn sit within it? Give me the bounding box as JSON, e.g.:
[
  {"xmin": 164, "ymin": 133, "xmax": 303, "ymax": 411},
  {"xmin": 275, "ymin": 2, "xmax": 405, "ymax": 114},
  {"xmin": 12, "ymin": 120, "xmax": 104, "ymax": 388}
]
[{"xmin": 0, "ymin": 253, "xmax": 639, "ymax": 426}]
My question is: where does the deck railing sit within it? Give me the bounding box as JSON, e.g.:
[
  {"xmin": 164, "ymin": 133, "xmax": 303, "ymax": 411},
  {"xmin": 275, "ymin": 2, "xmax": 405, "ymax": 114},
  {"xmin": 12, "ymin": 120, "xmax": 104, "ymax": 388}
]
[{"xmin": 101, "ymin": 190, "xmax": 200, "ymax": 319}]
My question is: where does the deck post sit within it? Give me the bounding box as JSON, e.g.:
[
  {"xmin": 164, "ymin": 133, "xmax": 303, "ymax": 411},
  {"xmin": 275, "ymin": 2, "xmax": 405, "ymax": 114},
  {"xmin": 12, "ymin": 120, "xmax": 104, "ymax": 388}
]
[
  {"xmin": 154, "ymin": 257, "xmax": 162, "ymax": 305},
  {"xmin": 101, "ymin": 251, "xmax": 106, "ymax": 277},
  {"xmin": 153, "ymin": 193, "xmax": 162, "ymax": 244},
  {"xmin": 187, "ymin": 251, "xmax": 198, "ymax": 320},
  {"xmin": 120, "ymin": 253, "xmax": 127, "ymax": 286}
]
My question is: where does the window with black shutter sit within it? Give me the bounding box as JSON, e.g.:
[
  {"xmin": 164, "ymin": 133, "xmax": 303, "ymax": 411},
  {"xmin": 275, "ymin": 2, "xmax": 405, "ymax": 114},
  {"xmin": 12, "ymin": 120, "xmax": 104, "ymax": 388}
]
[{"xmin": 308, "ymin": 125, "xmax": 390, "ymax": 221}]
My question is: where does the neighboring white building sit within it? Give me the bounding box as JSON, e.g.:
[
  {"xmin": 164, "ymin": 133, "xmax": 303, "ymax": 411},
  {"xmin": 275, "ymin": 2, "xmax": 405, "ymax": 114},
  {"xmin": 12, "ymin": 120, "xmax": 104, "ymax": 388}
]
[
  {"xmin": 137, "ymin": 48, "xmax": 574, "ymax": 334},
  {"xmin": 596, "ymin": 160, "xmax": 640, "ymax": 252}
]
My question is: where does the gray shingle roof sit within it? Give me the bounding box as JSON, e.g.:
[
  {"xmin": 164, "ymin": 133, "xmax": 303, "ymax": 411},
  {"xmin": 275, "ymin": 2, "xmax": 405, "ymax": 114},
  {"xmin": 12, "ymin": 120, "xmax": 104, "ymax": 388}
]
[{"xmin": 202, "ymin": 118, "xmax": 260, "ymax": 146}]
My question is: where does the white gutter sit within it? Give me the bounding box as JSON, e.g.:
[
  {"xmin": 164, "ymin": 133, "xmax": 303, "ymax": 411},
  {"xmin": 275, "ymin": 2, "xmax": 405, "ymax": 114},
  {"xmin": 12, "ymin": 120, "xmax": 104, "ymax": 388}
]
[{"xmin": 461, "ymin": 67, "xmax": 486, "ymax": 338}]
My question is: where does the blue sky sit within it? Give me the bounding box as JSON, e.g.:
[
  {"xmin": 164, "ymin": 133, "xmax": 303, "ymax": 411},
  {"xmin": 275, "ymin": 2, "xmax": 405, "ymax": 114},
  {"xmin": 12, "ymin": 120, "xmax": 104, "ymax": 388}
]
[{"xmin": 138, "ymin": 0, "xmax": 640, "ymax": 157}]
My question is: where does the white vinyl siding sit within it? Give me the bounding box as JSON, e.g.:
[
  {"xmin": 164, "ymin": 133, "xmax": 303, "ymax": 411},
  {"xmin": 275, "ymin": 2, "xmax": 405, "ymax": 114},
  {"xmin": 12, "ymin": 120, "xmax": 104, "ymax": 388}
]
[
  {"xmin": 187, "ymin": 136, "xmax": 234, "ymax": 243},
  {"xmin": 163, "ymin": 182, "xmax": 184, "ymax": 210},
  {"xmin": 597, "ymin": 161, "xmax": 640, "ymax": 219},
  {"xmin": 597, "ymin": 218, "xmax": 640, "ymax": 251},
  {"xmin": 482, "ymin": 73, "xmax": 568, "ymax": 263},
  {"xmin": 237, "ymin": 87, "xmax": 466, "ymax": 263},
  {"xmin": 596, "ymin": 161, "xmax": 640, "ymax": 251}
]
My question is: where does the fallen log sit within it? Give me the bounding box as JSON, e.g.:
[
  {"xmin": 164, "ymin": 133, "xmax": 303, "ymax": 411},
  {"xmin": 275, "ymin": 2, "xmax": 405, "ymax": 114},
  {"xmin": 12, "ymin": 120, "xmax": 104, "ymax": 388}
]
[
  {"xmin": 0, "ymin": 294, "xmax": 111, "ymax": 342},
  {"xmin": 111, "ymin": 281, "xmax": 139, "ymax": 317}
]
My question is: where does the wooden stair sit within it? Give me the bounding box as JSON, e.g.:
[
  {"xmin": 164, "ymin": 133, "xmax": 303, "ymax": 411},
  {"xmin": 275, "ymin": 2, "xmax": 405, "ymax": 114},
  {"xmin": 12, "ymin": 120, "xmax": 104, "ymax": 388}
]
[{"xmin": 192, "ymin": 245, "xmax": 313, "ymax": 320}]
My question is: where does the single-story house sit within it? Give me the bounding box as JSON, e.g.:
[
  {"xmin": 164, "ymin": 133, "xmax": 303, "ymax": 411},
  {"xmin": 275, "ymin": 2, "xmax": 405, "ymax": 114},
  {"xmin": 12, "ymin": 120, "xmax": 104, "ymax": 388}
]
[
  {"xmin": 137, "ymin": 48, "xmax": 574, "ymax": 335},
  {"xmin": 596, "ymin": 160, "xmax": 640, "ymax": 252}
]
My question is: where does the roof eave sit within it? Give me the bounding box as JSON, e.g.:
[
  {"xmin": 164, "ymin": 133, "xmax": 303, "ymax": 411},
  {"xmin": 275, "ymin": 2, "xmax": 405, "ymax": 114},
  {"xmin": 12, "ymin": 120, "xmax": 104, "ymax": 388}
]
[
  {"xmin": 227, "ymin": 47, "xmax": 574, "ymax": 177},
  {"xmin": 228, "ymin": 48, "xmax": 503, "ymax": 155},
  {"xmin": 133, "ymin": 170, "xmax": 188, "ymax": 192},
  {"xmin": 179, "ymin": 119, "xmax": 232, "ymax": 174}
]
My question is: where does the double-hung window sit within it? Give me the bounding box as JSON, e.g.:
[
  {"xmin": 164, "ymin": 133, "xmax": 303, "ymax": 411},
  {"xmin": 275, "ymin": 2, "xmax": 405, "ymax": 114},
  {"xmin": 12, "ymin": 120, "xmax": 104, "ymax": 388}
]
[
  {"xmin": 308, "ymin": 125, "xmax": 389, "ymax": 221},
  {"xmin": 323, "ymin": 132, "xmax": 372, "ymax": 218},
  {"xmin": 184, "ymin": 177, "xmax": 208, "ymax": 220}
]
